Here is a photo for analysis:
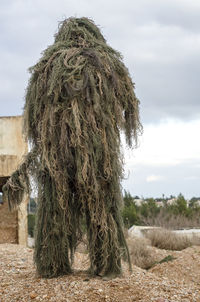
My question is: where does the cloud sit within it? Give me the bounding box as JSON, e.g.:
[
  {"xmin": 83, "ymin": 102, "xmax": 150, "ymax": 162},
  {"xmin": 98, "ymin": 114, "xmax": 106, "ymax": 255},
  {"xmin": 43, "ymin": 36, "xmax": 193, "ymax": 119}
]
[
  {"xmin": 0, "ymin": 0, "xmax": 200, "ymax": 121},
  {"xmin": 1, "ymin": 0, "xmax": 200, "ymax": 122},
  {"xmin": 122, "ymin": 160, "xmax": 200, "ymax": 199},
  {"xmin": 124, "ymin": 119, "xmax": 200, "ymax": 167},
  {"xmin": 122, "ymin": 118, "xmax": 200, "ymax": 198},
  {"xmin": 126, "ymin": 24, "xmax": 200, "ymax": 123},
  {"xmin": 146, "ymin": 175, "xmax": 164, "ymax": 182}
]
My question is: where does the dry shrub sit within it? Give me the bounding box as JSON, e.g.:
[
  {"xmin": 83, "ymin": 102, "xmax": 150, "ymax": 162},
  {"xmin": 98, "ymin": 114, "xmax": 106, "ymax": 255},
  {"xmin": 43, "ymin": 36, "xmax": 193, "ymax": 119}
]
[
  {"xmin": 127, "ymin": 236, "xmax": 156, "ymax": 269},
  {"xmin": 141, "ymin": 210, "xmax": 200, "ymax": 230},
  {"xmin": 123, "ymin": 227, "xmax": 129, "ymax": 239},
  {"xmin": 145, "ymin": 228, "xmax": 192, "ymax": 251},
  {"xmin": 189, "ymin": 234, "xmax": 200, "ymax": 246}
]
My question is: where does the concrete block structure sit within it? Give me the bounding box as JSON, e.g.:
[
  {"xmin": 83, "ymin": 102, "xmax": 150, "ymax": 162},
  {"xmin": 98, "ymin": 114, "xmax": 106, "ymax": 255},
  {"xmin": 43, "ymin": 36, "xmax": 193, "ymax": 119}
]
[{"xmin": 0, "ymin": 116, "xmax": 28, "ymax": 246}]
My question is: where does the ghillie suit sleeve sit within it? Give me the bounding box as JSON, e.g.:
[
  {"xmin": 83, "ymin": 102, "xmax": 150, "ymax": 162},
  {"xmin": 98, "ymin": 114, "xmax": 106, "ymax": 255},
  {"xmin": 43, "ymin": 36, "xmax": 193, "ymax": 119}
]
[
  {"xmin": 3, "ymin": 147, "xmax": 38, "ymax": 210},
  {"xmin": 3, "ymin": 17, "xmax": 142, "ymax": 278}
]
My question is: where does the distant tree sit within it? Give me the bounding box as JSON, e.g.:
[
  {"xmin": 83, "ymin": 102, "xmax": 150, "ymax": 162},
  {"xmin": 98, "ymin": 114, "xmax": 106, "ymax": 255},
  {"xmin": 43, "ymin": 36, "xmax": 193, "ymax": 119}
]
[
  {"xmin": 141, "ymin": 198, "xmax": 160, "ymax": 218},
  {"xmin": 189, "ymin": 197, "xmax": 200, "ymax": 208},
  {"xmin": 122, "ymin": 203, "xmax": 138, "ymax": 228},
  {"xmin": 167, "ymin": 193, "xmax": 190, "ymax": 217},
  {"xmin": 176, "ymin": 194, "xmax": 188, "ymax": 215},
  {"xmin": 122, "ymin": 191, "xmax": 139, "ymax": 227},
  {"xmin": 123, "ymin": 190, "xmax": 134, "ymax": 207}
]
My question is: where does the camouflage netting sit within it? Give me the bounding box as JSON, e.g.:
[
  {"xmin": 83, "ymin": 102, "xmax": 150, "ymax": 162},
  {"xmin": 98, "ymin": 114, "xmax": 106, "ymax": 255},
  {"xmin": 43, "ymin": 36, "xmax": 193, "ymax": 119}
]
[{"xmin": 3, "ymin": 17, "xmax": 142, "ymax": 278}]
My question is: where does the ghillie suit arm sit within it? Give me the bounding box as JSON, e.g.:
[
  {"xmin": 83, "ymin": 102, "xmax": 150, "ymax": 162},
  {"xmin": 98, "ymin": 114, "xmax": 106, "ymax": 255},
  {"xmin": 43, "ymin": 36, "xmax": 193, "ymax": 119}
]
[
  {"xmin": 3, "ymin": 17, "xmax": 142, "ymax": 278},
  {"xmin": 2, "ymin": 147, "xmax": 38, "ymax": 210}
]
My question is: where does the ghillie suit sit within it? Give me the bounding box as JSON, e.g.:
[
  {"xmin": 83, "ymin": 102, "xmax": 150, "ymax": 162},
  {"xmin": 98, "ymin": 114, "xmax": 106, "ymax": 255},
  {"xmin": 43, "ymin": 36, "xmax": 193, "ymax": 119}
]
[{"xmin": 3, "ymin": 17, "xmax": 142, "ymax": 278}]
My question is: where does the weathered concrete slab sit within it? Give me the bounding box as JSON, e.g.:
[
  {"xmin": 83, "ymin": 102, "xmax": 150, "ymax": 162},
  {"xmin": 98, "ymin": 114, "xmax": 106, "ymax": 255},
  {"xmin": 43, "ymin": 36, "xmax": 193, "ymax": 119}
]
[
  {"xmin": 128, "ymin": 225, "xmax": 200, "ymax": 239},
  {"xmin": 128, "ymin": 225, "xmax": 161, "ymax": 238},
  {"xmin": 0, "ymin": 116, "xmax": 27, "ymax": 177},
  {"xmin": 0, "ymin": 200, "xmax": 18, "ymax": 244},
  {"xmin": 0, "ymin": 116, "xmax": 28, "ymax": 246}
]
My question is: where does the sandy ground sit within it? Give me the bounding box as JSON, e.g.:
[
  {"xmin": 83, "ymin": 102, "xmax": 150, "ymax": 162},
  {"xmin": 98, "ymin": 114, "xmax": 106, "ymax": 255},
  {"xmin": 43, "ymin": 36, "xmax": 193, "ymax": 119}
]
[{"xmin": 1, "ymin": 244, "xmax": 200, "ymax": 302}]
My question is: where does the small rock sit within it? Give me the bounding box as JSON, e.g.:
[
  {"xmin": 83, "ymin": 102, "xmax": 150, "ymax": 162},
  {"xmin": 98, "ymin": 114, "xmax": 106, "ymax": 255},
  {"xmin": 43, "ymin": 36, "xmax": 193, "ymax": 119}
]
[{"xmin": 30, "ymin": 292, "xmax": 37, "ymax": 299}]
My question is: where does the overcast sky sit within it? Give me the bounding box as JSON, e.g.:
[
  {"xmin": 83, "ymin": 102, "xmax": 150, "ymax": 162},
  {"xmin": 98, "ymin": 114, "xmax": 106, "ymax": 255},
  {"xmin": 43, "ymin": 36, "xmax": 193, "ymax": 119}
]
[{"xmin": 1, "ymin": 0, "xmax": 200, "ymax": 199}]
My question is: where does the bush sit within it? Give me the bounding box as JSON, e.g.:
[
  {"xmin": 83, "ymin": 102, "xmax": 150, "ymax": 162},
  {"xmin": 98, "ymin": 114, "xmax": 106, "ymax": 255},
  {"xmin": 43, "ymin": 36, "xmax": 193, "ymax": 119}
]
[
  {"xmin": 122, "ymin": 203, "xmax": 138, "ymax": 228},
  {"xmin": 140, "ymin": 198, "xmax": 160, "ymax": 219},
  {"xmin": 127, "ymin": 236, "xmax": 156, "ymax": 269},
  {"xmin": 122, "ymin": 191, "xmax": 140, "ymax": 227},
  {"xmin": 140, "ymin": 209, "xmax": 200, "ymax": 229},
  {"xmin": 28, "ymin": 214, "xmax": 35, "ymax": 237},
  {"xmin": 190, "ymin": 234, "xmax": 200, "ymax": 246},
  {"xmin": 145, "ymin": 228, "xmax": 191, "ymax": 251}
]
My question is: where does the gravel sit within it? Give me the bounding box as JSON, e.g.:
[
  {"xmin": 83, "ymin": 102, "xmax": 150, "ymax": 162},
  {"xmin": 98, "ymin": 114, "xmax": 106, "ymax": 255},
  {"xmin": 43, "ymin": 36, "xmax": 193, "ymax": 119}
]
[{"xmin": 1, "ymin": 244, "xmax": 200, "ymax": 301}]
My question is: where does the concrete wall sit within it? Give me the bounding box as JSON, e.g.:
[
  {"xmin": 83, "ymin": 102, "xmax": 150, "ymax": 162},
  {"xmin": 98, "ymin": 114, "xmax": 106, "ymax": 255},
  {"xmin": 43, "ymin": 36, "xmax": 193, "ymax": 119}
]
[
  {"xmin": 0, "ymin": 116, "xmax": 27, "ymax": 176},
  {"xmin": 0, "ymin": 199, "xmax": 18, "ymax": 244},
  {"xmin": 0, "ymin": 116, "xmax": 28, "ymax": 246}
]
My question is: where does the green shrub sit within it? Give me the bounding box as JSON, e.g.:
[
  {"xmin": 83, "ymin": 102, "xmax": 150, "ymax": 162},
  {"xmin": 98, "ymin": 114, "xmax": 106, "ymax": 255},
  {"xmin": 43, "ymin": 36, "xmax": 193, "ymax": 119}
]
[{"xmin": 122, "ymin": 203, "xmax": 138, "ymax": 228}]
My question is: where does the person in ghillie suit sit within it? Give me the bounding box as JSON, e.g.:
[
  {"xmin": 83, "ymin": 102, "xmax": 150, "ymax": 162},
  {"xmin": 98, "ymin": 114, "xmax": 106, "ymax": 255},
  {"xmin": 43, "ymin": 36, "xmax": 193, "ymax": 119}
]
[{"xmin": 3, "ymin": 17, "xmax": 142, "ymax": 278}]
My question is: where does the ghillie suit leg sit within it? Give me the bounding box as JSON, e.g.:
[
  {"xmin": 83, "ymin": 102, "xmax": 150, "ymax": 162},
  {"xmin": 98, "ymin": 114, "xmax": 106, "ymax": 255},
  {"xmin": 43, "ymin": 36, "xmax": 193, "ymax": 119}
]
[
  {"xmin": 85, "ymin": 194, "xmax": 130, "ymax": 278},
  {"xmin": 3, "ymin": 17, "xmax": 142, "ymax": 278},
  {"xmin": 33, "ymin": 169, "xmax": 72, "ymax": 277}
]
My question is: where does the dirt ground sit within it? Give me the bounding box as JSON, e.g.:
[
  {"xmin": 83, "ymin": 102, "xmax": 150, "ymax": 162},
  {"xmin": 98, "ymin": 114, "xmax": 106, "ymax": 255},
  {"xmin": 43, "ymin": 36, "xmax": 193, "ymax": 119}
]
[{"xmin": 0, "ymin": 244, "xmax": 200, "ymax": 302}]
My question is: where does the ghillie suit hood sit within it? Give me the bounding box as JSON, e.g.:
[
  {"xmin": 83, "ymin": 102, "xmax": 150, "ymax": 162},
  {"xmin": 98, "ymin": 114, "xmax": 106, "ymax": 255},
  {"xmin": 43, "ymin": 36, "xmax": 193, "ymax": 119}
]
[{"xmin": 3, "ymin": 17, "xmax": 142, "ymax": 278}]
